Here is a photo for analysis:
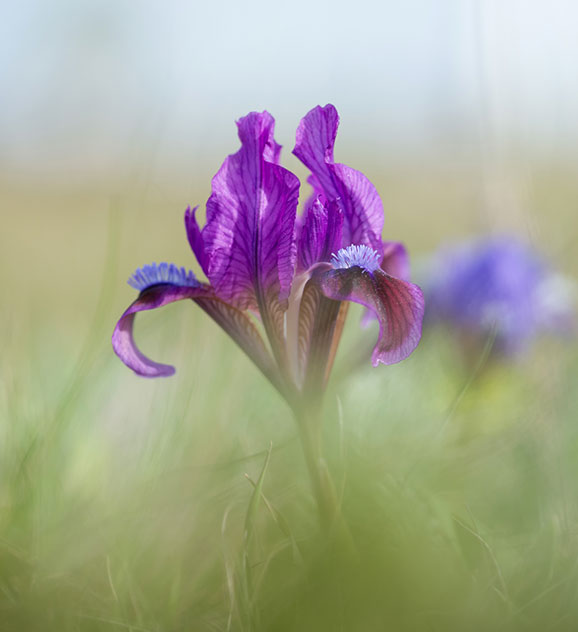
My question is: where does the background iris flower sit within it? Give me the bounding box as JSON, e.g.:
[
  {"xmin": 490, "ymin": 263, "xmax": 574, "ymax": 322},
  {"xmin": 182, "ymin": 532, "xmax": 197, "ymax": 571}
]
[
  {"xmin": 112, "ymin": 105, "xmax": 424, "ymax": 408},
  {"xmin": 425, "ymin": 237, "xmax": 575, "ymax": 355}
]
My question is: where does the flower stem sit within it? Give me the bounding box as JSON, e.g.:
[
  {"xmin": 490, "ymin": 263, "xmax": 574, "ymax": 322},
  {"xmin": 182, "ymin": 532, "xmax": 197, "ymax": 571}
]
[{"xmin": 293, "ymin": 401, "xmax": 341, "ymax": 530}]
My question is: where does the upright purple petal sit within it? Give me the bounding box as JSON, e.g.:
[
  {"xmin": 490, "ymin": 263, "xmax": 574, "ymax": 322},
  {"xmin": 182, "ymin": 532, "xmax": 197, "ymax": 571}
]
[
  {"xmin": 318, "ymin": 245, "xmax": 424, "ymax": 365},
  {"xmin": 203, "ymin": 111, "xmax": 300, "ymax": 310},
  {"xmin": 185, "ymin": 206, "xmax": 209, "ymax": 275},
  {"xmin": 263, "ymin": 132, "xmax": 282, "ymax": 165},
  {"xmin": 381, "ymin": 241, "xmax": 410, "ymax": 282},
  {"xmin": 293, "ymin": 105, "xmax": 384, "ymax": 254},
  {"xmin": 297, "ymin": 197, "xmax": 343, "ymax": 272}
]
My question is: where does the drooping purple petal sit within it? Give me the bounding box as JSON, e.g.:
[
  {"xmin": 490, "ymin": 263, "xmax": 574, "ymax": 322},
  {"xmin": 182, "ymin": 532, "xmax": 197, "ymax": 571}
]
[
  {"xmin": 297, "ymin": 197, "xmax": 343, "ymax": 272},
  {"xmin": 202, "ymin": 111, "xmax": 300, "ymax": 310},
  {"xmin": 359, "ymin": 241, "xmax": 412, "ymax": 328},
  {"xmin": 185, "ymin": 206, "xmax": 209, "ymax": 275},
  {"xmin": 113, "ymin": 263, "xmax": 279, "ymax": 383},
  {"xmin": 293, "ymin": 105, "xmax": 384, "ymax": 254},
  {"xmin": 318, "ymin": 245, "xmax": 424, "ymax": 365},
  {"xmin": 112, "ymin": 277, "xmax": 209, "ymax": 378}
]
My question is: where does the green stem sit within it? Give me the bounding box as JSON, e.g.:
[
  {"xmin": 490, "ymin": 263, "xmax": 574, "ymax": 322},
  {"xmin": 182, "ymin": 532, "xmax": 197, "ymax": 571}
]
[
  {"xmin": 293, "ymin": 401, "xmax": 341, "ymax": 529},
  {"xmin": 292, "ymin": 402, "xmax": 358, "ymax": 566}
]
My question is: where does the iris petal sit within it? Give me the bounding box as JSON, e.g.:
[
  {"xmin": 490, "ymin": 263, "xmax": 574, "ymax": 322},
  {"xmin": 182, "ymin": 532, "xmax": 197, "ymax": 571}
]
[
  {"xmin": 297, "ymin": 197, "xmax": 343, "ymax": 272},
  {"xmin": 112, "ymin": 283, "xmax": 209, "ymax": 378},
  {"xmin": 318, "ymin": 266, "xmax": 424, "ymax": 366},
  {"xmin": 297, "ymin": 279, "xmax": 348, "ymax": 393},
  {"xmin": 293, "ymin": 105, "xmax": 384, "ymax": 254},
  {"xmin": 381, "ymin": 241, "xmax": 410, "ymax": 281},
  {"xmin": 195, "ymin": 297, "xmax": 283, "ymax": 392},
  {"xmin": 202, "ymin": 111, "xmax": 300, "ymax": 310},
  {"xmin": 113, "ymin": 264, "xmax": 280, "ymax": 385},
  {"xmin": 185, "ymin": 206, "xmax": 210, "ymax": 276}
]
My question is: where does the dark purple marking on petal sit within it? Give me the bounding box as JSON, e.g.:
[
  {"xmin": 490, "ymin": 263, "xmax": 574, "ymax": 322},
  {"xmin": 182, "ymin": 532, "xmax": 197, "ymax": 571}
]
[
  {"xmin": 203, "ymin": 111, "xmax": 300, "ymax": 310},
  {"xmin": 297, "ymin": 197, "xmax": 343, "ymax": 271},
  {"xmin": 297, "ymin": 280, "xmax": 349, "ymax": 394},
  {"xmin": 318, "ymin": 267, "xmax": 424, "ymax": 366},
  {"xmin": 185, "ymin": 206, "xmax": 210, "ymax": 275},
  {"xmin": 356, "ymin": 242, "xmax": 411, "ymax": 327},
  {"xmin": 297, "ymin": 280, "xmax": 321, "ymax": 380},
  {"xmin": 293, "ymin": 105, "xmax": 384, "ymax": 254},
  {"xmin": 112, "ymin": 283, "xmax": 210, "ymax": 378}
]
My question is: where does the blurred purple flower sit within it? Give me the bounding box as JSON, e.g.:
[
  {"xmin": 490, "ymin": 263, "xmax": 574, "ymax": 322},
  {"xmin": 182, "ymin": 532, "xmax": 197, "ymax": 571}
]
[
  {"xmin": 112, "ymin": 105, "xmax": 424, "ymax": 403},
  {"xmin": 426, "ymin": 237, "xmax": 575, "ymax": 354}
]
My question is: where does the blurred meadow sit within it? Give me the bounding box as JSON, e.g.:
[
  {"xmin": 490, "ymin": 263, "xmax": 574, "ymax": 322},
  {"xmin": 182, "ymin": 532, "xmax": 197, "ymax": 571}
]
[{"xmin": 2, "ymin": 1, "xmax": 578, "ymax": 630}]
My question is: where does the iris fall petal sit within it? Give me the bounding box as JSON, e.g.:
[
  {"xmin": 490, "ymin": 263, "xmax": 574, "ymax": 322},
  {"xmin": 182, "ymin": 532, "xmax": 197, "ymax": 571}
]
[
  {"xmin": 112, "ymin": 283, "xmax": 210, "ymax": 378},
  {"xmin": 318, "ymin": 264, "xmax": 424, "ymax": 366}
]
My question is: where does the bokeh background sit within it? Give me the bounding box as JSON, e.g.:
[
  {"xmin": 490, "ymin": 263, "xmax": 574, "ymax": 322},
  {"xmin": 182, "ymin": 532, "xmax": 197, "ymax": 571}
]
[{"xmin": 2, "ymin": 1, "xmax": 578, "ymax": 630}]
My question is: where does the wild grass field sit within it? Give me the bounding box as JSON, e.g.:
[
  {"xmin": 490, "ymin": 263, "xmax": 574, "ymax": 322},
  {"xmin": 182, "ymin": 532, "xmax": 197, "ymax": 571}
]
[{"xmin": 1, "ymin": 164, "xmax": 578, "ymax": 631}]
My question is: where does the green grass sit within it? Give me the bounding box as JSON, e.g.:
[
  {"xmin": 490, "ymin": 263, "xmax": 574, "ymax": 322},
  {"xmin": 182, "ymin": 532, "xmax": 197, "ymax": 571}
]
[{"xmin": 1, "ymin": 170, "xmax": 578, "ymax": 630}]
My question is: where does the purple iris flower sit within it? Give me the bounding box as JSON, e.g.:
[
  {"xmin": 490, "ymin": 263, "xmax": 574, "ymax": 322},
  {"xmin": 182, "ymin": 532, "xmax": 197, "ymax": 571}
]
[
  {"xmin": 425, "ymin": 237, "xmax": 575, "ymax": 354},
  {"xmin": 112, "ymin": 105, "xmax": 424, "ymax": 404}
]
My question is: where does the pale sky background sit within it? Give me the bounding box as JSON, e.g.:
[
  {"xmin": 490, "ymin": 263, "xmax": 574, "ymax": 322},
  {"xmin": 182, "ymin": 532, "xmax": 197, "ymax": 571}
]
[{"xmin": 2, "ymin": 0, "xmax": 578, "ymax": 184}]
